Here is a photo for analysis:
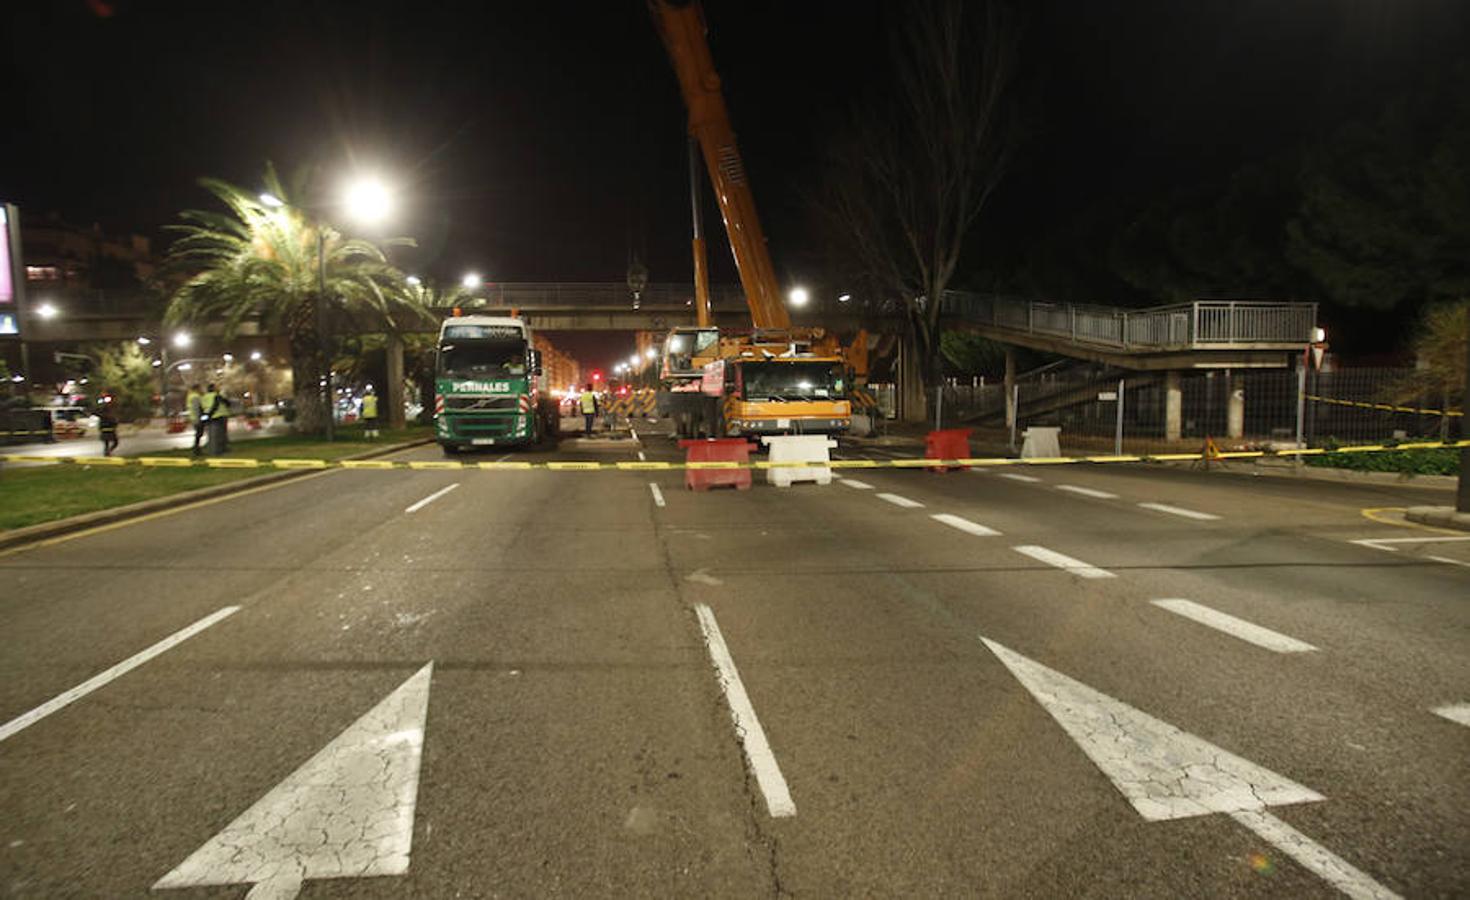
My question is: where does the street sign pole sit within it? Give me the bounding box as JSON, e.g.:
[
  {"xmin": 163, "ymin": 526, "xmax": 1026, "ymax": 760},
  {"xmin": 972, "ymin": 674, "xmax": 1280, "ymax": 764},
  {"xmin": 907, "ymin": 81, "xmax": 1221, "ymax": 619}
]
[
  {"xmin": 1459, "ymin": 309, "xmax": 1470, "ymax": 513},
  {"xmin": 1114, "ymin": 378, "xmax": 1124, "ymax": 456}
]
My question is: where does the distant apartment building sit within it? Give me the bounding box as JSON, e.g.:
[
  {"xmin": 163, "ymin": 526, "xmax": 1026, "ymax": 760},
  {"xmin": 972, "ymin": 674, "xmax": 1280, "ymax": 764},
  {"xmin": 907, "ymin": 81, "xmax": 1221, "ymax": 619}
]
[{"xmin": 21, "ymin": 212, "xmax": 157, "ymax": 289}]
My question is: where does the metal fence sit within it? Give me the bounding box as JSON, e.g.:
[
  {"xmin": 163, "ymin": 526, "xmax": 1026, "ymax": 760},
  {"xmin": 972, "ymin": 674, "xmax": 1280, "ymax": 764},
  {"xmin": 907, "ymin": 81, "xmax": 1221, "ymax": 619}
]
[{"xmin": 940, "ymin": 366, "xmax": 1463, "ymax": 456}]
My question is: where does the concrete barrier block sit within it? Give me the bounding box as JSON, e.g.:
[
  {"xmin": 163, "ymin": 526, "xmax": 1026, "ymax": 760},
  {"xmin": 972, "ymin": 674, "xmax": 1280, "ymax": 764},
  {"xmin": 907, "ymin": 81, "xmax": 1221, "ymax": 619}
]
[{"xmin": 761, "ymin": 435, "xmax": 836, "ymax": 487}]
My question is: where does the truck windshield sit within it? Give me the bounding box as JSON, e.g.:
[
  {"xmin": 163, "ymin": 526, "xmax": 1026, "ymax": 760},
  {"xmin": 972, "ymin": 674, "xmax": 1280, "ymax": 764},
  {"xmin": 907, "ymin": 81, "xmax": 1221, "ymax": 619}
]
[
  {"xmin": 741, "ymin": 362, "xmax": 844, "ymax": 401},
  {"xmin": 438, "ymin": 339, "xmax": 527, "ymax": 377}
]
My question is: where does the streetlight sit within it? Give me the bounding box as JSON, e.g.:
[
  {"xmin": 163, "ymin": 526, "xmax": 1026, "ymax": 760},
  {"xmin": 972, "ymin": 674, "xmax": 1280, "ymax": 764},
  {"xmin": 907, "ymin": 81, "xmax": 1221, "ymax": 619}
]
[
  {"xmin": 259, "ymin": 192, "xmax": 285, "ymax": 209},
  {"xmin": 462, "ymin": 272, "xmax": 482, "ymax": 290},
  {"xmin": 222, "ymin": 353, "xmax": 234, "ymax": 364},
  {"xmin": 405, "ymin": 275, "xmax": 421, "ymax": 287},
  {"xmin": 645, "ymin": 347, "xmax": 658, "ymax": 360},
  {"xmin": 788, "ymin": 286, "xmax": 810, "ymax": 308},
  {"xmin": 36, "ymin": 301, "xmax": 59, "ymax": 320},
  {"xmin": 837, "ymin": 293, "xmax": 852, "ymax": 303},
  {"xmin": 342, "ymin": 176, "xmax": 392, "ymax": 225},
  {"xmin": 136, "ymin": 336, "xmax": 152, "ymax": 346},
  {"xmin": 250, "ymin": 350, "xmax": 263, "ymax": 362},
  {"xmin": 173, "ymin": 332, "xmax": 192, "ymax": 349}
]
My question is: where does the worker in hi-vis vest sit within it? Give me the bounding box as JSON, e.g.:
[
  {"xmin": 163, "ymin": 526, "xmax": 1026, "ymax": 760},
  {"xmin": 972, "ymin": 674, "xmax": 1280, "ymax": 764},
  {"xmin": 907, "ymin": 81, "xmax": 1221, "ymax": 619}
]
[
  {"xmin": 361, "ymin": 388, "xmax": 380, "ymax": 440},
  {"xmin": 200, "ymin": 382, "xmax": 232, "ymax": 455},
  {"xmin": 579, "ymin": 383, "xmax": 600, "ymax": 437},
  {"xmin": 185, "ymin": 382, "xmax": 206, "ymax": 456}
]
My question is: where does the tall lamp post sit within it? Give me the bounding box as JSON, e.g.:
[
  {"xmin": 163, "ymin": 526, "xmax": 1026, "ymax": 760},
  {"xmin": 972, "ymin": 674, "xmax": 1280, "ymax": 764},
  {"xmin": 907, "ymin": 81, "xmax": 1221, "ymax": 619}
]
[{"xmin": 261, "ymin": 175, "xmax": 393, "ymax": 442}]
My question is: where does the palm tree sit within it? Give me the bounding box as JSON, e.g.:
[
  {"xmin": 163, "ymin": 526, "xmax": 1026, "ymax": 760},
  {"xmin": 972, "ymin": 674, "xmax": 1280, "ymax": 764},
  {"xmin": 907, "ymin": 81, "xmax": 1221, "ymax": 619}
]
[{"xmin": 163, "ymin": 166, "xmax": 421, "ymax": 434}]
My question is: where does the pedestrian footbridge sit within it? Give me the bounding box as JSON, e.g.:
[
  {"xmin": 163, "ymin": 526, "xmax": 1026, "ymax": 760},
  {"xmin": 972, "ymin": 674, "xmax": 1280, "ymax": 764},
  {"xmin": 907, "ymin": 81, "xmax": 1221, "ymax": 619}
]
[{"xmin": 942, "ymin": 293, "xmax": 1318, "ymax": 370}]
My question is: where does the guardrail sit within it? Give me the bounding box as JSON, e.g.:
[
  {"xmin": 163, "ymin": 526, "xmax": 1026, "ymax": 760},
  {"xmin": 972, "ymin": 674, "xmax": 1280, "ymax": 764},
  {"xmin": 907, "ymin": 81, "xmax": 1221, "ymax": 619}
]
[{"xmin": 944, "ymin": 293, "xmax": 1317, "ymax": 351}]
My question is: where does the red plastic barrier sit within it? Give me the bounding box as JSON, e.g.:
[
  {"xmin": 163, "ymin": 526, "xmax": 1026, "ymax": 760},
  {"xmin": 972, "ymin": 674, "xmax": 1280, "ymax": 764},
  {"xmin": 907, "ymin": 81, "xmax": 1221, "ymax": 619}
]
[
  {"xmin": 924, "ymin": 427, "xmax": 973, "ymax": 472},
  {"xmin": 679, "ymin": 438, "xmax": 753, "ymax": 492}
]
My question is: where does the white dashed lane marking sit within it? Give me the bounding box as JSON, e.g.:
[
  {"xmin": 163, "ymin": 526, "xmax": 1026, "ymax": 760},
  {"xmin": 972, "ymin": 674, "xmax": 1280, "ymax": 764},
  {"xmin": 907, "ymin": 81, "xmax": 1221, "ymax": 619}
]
[
  {"xmin": 648, "ymin": 483, "xmax": 666, "ymax": 508},
  {"xmin": 930, "ymin": 513, "xmax": 1001, "ymax": 537},
  {"xmin": 1138, "ymin": 502, "xmax": 1220, "ymax": 521},
  {"xmin": 999, "ymin": 473, "xmax": 1041, "ymax": 483},
  {"xmin": 877, "ymin": 493, "xmax": 924, "ymax": 509},
  {"xmin": 1056, "ymin": 484, "xmax": 1118, "ymax": 500},
  {"xmin": 1150, "ymin": 599, "xmax": 1316, "ymax": 653},
  {"xmin": 1012, "ymin": 545, "xmax": 1115, "ymax": 579},
  {"xmin": 0, "ymin": 606, "xmax": 240, "ymax": 744},
  {"xmin": 840, "ymin": 479, "xmax": 874, "ymax": 490},
  {"xmin": 694, "ymin": 604, "xmax": 795, "ymax": 818},
  {"xmin": 404, "ymin": 483, "xmax": 459, "ymax": 514}
]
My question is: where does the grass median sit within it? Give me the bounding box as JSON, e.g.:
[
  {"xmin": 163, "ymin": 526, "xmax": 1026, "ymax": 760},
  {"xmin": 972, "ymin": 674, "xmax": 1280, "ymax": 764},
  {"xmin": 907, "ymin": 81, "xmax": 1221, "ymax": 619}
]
[{"xmin": 0, "ymin": 424, "xmax": 431, "ymax": 531}]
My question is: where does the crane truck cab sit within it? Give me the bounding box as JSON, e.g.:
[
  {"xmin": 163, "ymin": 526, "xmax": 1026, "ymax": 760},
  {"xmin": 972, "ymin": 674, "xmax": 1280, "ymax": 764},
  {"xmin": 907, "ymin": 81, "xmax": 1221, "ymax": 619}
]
[{"xmin": 433, "ymin": 315, "xmax": 554, "ymax": 454}]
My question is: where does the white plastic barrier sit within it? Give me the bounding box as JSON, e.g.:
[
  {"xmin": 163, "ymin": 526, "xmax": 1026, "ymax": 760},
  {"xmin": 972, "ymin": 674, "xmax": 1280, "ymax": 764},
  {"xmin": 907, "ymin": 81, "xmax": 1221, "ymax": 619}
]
[
  {"xmin": 761, "ymin": 434, "xmax": 836, "ymax": 487},
  {"xmin": 1020, "ymin": 426, "xmax": 1061, "ymax": 459}
]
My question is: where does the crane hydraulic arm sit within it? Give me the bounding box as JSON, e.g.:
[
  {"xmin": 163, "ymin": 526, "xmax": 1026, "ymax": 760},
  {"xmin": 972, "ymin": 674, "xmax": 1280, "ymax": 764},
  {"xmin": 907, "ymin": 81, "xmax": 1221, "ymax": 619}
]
[{"xmin": 649, "ymin": 0, "xmax": 790, "ymax": 331}]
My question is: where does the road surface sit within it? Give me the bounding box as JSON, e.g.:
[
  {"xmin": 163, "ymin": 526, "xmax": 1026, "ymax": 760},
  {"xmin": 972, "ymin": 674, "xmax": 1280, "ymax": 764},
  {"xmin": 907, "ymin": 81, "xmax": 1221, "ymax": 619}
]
[{"xmin": 1, "ymin": 434, "xmax": 1466, "ymax": 897}]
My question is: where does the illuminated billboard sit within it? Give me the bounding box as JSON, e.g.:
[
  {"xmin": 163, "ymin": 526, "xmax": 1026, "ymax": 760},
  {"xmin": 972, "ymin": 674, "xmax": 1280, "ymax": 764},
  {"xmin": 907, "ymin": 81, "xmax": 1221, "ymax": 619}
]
[{"xmin": 0, "ymin": 203, "xmax": 19, "ymax": 336}]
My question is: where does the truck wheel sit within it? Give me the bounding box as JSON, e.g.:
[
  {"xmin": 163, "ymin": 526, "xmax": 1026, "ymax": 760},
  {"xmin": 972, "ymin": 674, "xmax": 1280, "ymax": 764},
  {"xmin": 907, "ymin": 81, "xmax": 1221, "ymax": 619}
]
[{"xmin": 440, "ymin": 442, "xmax": 460, "ymax": 457}]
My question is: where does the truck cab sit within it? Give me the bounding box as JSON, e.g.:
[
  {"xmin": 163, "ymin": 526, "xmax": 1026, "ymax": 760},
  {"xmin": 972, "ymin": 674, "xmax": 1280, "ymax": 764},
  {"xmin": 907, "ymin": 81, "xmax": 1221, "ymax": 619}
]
[{"xmin": 433, "ymin": 315, "xmax": 552, "ymax": 453}]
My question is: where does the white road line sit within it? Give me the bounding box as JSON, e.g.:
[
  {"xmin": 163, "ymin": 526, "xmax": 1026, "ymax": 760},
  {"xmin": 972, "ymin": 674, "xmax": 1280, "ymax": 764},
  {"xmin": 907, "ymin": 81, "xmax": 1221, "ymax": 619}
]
[
  {"xmin": 1426, "ymin": 555, "xmax": 1470, "ymax": 568},
  {"xmin": 1230, "ymin": 810, "xmax": 1402, "ymax": 900},
  {"xmin": 637, "ymin": 450, "xmax": 647, "ymax": 461},
  {"xmin": 0, "ymin": 606, "xmax": 240, "ymax": 744},
  {"xmin": 1057, "ymin": 484, "xmax": 1118, "ymax": 499},
  {"xmin": 999, "ymin": 472, "xmax": 1041, "ymax": 483},
  {"xmin": 404, "ymin": 483, "xmax": 459, "ymax": 514},
  {"xmin": 1138, "ymin": 502, "xmax": 1220, "ymax": 521},
  {"xmin": 1150, "ymin": 599, "xmax": 1317, "ymax": 653},
  {"xmin": 876, "ymin": 492, "xmax": 924, "ymax": 508},
  {"xmin": 1012, "ymin": 545, "xmax": 1114, "ymax": 579},
  {"xmin": 931, "ymin": 513, "xmax": 1001, "ymax": 537},
  {"xmin": 693, "ymin": 604, "xmax": 796, "ymax": 818},
  {"xmin": 1350, "ymin": 536, "xmax": 1470, "ymax": 552},
  {"xmin": 1431, "ymin": 703, "xmax": 1470, "ymax": 727},
  {"xmin": 839, "ymin": 478, "xmax": 874, "ymax": 490},
  {"xmin": 492, "ymin": 453, "xmax": 513, "ymax": 463},
  {"xmin": 648, "ymin": 482, "xmax": 666, "ymax": 508}
]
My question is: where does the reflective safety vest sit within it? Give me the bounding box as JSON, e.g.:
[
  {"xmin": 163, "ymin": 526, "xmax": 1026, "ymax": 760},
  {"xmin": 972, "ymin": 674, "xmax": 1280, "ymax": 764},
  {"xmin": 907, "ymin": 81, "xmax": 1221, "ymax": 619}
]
[
  {"xmin": 185, "ymin": 391, "xmax": 202, "ymax": 422},
  {"xmin": 579, "ymin": 391, "xmax": 598, "ymax": 414},
  {"xmin": 201, "ymin": 391, "xmax": 228, "ymax": 419},
  {"xmin": 361, "ymin": 394, "xmax": 379, "ymax": 418}
]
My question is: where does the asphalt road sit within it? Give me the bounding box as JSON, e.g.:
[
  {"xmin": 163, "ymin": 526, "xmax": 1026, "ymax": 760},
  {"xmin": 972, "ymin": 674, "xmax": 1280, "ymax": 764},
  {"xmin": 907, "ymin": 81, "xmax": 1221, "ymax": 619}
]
[{"xmin": 1, "ymin": 433, "xmax": 1467, "ymax": 898}]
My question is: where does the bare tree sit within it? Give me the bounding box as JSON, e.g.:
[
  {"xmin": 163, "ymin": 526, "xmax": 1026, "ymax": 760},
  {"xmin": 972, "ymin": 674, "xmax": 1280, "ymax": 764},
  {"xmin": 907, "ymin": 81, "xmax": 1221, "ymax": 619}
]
[{"xmin": 819, "ymin": 0, "xmax": 1017, "ymax": 421}]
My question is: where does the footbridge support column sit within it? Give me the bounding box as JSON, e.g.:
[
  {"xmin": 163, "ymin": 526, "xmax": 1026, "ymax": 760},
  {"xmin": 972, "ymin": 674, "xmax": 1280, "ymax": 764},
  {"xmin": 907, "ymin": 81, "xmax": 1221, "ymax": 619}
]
[
  {"xmin": 1164, "ymin": 370, "xmax": 1183, "ymax": 442},
  {"xmin": 1226, "ymin": 371, "xmax": 1245, "ymax": 440},
  {"xmin": 1003, "ymin": 349, "xmax": 1017, "ymax": 447}
]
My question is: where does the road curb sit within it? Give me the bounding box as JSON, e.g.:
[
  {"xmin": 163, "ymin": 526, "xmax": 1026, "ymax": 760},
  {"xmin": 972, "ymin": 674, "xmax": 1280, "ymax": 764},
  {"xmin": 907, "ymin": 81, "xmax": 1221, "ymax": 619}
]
[
  {"xmin": 0, "ymin": 437, "xmax": 433, "ymax": 552},
  {"xmin": 1190, "ymin": 458, "xmax": 1460, "ymax": 490},
  {"xmin": 1405, "ymin": 506, "xmax": 1470, "ymax": 531}
]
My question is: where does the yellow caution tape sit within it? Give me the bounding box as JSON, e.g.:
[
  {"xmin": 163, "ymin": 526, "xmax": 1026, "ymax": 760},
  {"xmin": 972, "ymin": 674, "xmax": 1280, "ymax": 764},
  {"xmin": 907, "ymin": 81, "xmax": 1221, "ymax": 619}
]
[
  {"xmin": 1306, "ymin": 395, "xmax": 1463, "ymax": 417},
  {"xmin": 3, "ymin": 440, "xmax": 1466, "ymax": 473}
]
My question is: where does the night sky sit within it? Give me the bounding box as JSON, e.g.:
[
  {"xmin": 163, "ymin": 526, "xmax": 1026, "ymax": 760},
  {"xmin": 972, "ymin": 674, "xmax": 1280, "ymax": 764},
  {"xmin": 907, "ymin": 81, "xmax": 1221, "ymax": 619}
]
[{"xmin": 4, "ymin": 0, "xmax": 1469, "ymax": 367}]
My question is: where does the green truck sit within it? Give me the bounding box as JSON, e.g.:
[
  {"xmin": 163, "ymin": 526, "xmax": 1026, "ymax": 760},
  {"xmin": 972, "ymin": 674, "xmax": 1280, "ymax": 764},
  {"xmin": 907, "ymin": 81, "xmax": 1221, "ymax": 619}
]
[{"xmin": 434, "ymin": 315, "xmax": 557, "ymax": 454}]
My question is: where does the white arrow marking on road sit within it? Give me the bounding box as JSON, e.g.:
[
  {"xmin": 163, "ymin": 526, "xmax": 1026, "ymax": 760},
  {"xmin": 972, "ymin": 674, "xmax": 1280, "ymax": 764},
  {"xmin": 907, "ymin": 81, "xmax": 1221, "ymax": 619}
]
[
  {"xmin": 154, "ymin": 663, "xmax": 434, "ymax": 898},
  {"xmin": 1432, "ymin": 703, "xmax": 1470, "ymax": 727},
  {"xmin": 981, "ymin": 638, "xmax": 1399, "ymax": 899}
]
